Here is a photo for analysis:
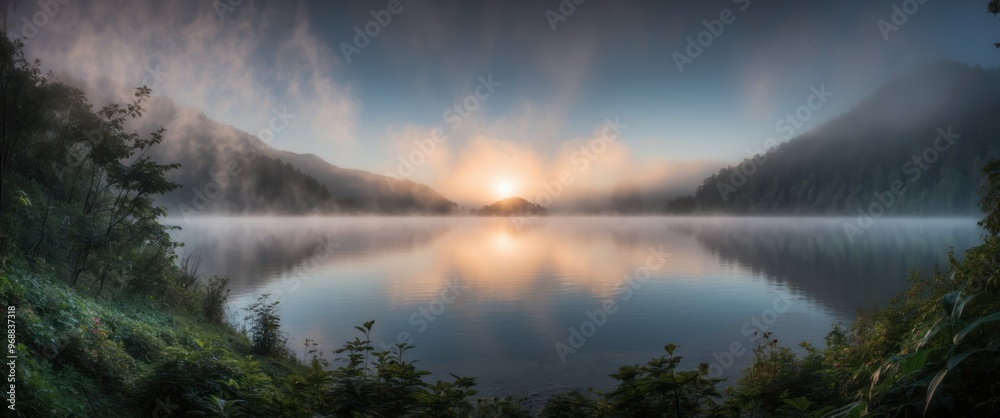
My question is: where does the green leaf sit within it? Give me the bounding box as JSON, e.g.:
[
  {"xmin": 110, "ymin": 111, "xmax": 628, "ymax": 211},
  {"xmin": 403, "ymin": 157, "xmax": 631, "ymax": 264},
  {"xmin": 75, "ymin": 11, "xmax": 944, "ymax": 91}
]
[
  {"xmin": 951, "ymin": 292, "xmax": 978, "ymax": 322},
  {"xmin": 821, "ymin": 401, "xmax": 866, "ymax": 418},
  {"xmin": 954, "ymin": 312, "xmax": 1000, "ymax": 344},
  {"xmin": 946, "ymin": 347, "xmax": 992, "ymax": 370},
  {"xmin": 917, "ymin": 318, "xmax": 944, "ymax": 349},
  {"xmin": 780, "ymin": 396, "xmax": 812, "ymax": 411},
  {"xmin": 898, "ymin": 348, "xmax": 935, "ymax": 376},
  {"xmin": 941, "ymin": 291, "xmax": 960, "ymax": 315},
  {"xmin": 924, "ymin": 369, "xmax": 948, "ymax": 415}
]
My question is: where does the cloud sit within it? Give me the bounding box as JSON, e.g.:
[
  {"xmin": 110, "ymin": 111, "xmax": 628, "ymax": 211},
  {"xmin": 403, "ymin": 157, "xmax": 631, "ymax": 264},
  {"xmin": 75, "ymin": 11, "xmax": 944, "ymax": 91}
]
[
  {"xmin": 381, "ymin": 114, "xmax": 723, "ymax": 209},
  {"xmin": 13, "ymin": 0, "xmax": 357, "ymax": 153}
]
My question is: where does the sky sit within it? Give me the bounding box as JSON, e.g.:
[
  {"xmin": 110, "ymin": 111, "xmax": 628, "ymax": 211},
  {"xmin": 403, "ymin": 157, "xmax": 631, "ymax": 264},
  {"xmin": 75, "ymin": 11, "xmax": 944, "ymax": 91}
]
[{"xmin": 6, "ymin": 0, "xmax": 1000, "ymax": 204}]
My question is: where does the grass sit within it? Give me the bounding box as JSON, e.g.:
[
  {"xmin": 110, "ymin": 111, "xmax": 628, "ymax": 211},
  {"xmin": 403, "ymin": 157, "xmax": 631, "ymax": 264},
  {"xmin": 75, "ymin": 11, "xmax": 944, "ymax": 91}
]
[{"xmin": 3, "ymin": 259, "xmax": 305, "ymax": 417}]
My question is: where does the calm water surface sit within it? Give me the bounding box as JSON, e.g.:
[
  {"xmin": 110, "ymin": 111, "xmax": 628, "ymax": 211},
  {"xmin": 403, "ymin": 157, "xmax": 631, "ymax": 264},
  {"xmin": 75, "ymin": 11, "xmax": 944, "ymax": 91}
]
[{"xmin": 167, "ymin": 216, "xmax": 983, "ymax": 397}]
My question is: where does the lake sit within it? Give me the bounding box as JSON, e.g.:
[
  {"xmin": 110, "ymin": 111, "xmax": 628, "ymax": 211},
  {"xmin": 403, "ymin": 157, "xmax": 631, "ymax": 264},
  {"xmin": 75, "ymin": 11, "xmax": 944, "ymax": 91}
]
[{"xmin": 167, "ymin": 216, "xmax": 984, "ymax": 398}]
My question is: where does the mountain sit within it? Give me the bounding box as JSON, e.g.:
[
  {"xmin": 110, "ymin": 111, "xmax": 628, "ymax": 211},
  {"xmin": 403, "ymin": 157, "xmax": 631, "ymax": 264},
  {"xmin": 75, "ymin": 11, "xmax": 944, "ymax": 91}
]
[
  {"xmin": 666, "ymin": 61, "xmax": 1000, "ymax": 215},
  {"xmin": 137, "ymin": 97, "xmax": 457, "ymax": 216},
  {"xmin": 475, "ymin": 197, "xmax": 547, "ymax": 216}
]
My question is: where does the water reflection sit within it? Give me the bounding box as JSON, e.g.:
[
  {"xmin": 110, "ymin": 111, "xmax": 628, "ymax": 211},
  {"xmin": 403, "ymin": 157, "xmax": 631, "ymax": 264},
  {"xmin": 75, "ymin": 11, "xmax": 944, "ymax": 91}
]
[
  {"xmin": 673, "ymin": 217, "xmax": 982, "ymax": 318},
  {"xmin": 167, "ymin": 216, "xmax": 984, "ymax": 397}
]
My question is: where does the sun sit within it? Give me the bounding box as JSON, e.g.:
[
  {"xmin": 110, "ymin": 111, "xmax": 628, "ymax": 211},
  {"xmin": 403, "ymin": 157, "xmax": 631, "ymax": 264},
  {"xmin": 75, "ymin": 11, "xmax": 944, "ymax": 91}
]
[{"xmin": 496, "ymin": 180, "xmax": 515, "ymax": 199}]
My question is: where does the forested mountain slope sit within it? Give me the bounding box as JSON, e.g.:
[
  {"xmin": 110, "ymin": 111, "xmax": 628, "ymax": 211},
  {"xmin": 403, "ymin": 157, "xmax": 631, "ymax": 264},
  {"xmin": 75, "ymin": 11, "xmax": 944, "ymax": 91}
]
[
  {"xmin": 138, "ymin": 97, "xmax": 457, "ymax": 216},
  {"xmin": 667, "ymin": 61, "xmax": 1000, "ymax": 215}
]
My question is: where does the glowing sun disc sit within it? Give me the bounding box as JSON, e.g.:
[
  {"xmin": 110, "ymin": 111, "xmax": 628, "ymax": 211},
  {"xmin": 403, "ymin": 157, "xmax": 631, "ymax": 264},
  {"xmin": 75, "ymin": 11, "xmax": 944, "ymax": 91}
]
[{"xmin": 497, "ymin": 180, "xmax": 514, "ymax": 198}]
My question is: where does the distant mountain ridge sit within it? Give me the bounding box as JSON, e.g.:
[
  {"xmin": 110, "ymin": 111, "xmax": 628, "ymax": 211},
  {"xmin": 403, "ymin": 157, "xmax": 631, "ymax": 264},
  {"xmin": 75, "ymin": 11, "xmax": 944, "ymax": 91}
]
[
  {"xmin": 667, "ymin": 60, "xmax": 1000, "ymax": 215},
  {"xmin": 137, "ymin": 97, "xmax": 457, "ymax": 216}
]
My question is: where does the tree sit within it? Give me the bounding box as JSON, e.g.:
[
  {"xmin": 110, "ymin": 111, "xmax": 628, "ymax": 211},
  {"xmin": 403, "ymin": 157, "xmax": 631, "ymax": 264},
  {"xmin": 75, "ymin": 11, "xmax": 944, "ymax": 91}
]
[
  {"xmin": 991, "ymin": 1, "xmax": 1000, "ymax": 47},
  {"xmin": 979, "ymin": 159, "xmax": 1000, "ymax": 236},
  {"xmin": 0, "ymin": 32, "xmax": 181, "ymax": 294},
  {"xmin": 0, "ymin": 34, "xmax": 48, "ymax": 255}
]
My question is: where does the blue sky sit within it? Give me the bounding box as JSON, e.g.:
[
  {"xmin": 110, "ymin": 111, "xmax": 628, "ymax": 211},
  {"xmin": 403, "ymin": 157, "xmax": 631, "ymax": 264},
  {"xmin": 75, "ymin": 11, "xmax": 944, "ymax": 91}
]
[
  {"xmin": 317, "ymin": 0, "xmax": 1000, "ymax": 157},
  {"xmin": 10, "ymin": 0, "xmax": 1000, "ymax": 202}
]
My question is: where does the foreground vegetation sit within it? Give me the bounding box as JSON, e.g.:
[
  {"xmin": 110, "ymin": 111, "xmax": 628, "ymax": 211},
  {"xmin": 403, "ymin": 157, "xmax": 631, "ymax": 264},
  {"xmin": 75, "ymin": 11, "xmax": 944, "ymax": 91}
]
[{"xmin": 2, "ymin": 29, "xmax": 1000, "ymax": 417}]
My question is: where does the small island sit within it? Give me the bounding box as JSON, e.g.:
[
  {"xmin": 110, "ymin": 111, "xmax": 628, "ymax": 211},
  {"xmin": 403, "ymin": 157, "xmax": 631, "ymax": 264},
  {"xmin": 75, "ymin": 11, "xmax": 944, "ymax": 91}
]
[{"xmin": 474, "ymin": 197, "xmax": 547, "ymax": 216}]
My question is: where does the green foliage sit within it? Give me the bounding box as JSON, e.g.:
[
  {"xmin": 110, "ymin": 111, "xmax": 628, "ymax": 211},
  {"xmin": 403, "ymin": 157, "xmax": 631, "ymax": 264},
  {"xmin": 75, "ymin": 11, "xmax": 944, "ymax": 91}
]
[
  {"xmin": 474, "ymin": 396, "xmax": 534, "ymax": 417},
  {"xmin": 196, "ymin": 395, "xmax": 247, "ymax": 418},
  {"xmin": 202, "ymin": 275, "xmax": 231, "ymax": 325},
  {"xmin": 140, "ymin": 341, "xmax": 242, "ymax": 414},
  {"xmin": 539, "ymin": 391, "xmax": 606, "ymax": 417},
  {"xmin": 243, "ymin": 294, "xmax": 288, "ymax": 358},
  {"xmin": 715, "ymin": 159, "xmax": 1000, "ymax": 417},
  {"xmin": 978, "ymin": 159, "xmax": 1000, "ymax": 236},
  {"xmin": 603, "ymin": 343, "xmax": 724, "ymax": 417}
]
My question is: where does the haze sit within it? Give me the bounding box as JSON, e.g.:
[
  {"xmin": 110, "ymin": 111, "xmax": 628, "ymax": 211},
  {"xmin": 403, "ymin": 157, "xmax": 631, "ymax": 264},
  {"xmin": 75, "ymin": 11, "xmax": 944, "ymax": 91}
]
[{"xmin": 8, "ymin": 0, "xmax": 1000, "ymax": 207}]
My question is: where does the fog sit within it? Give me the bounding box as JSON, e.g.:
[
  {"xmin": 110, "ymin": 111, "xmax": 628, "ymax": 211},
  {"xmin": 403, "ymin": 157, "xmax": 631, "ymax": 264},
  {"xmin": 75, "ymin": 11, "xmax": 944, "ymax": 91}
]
[
  {"xmin": 168, "ymin": 215, "xmax": 984, "ymax": 320},
  {"xmin": 163, "ymin": 215, "xmax": 984, "ymax": 396},
  {"xmin": 12, "ymin": 0, "xmax": 995, "ymax": 215}
]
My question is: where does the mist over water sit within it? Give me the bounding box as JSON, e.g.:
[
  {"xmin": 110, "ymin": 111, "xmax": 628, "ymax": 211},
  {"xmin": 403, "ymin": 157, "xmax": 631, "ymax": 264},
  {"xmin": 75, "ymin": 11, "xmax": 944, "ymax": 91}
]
[{"xmin": 168, "ymin": 216, "xmax": 984, "ymax": 397}]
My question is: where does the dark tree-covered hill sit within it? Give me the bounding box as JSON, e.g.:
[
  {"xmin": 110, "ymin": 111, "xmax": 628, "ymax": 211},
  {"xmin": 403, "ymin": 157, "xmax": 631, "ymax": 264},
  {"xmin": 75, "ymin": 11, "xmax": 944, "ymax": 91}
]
[
  {"xmin": 667, "ymin": 61, "xmax": 1000, "ymax": 215},
  {"xmin": 134, "ymin": 97, "xmax": 457, "ymax": 216},
  {"xmin": 476, "ymin": 197, "xmax": 547, "ymax": 216}
]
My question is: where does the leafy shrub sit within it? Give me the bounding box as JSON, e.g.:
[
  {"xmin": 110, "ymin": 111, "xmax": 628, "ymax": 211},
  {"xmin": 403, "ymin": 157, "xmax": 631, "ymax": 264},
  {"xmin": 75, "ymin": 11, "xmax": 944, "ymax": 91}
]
[
  {"xmin": 603, "ymin": 344, "xmax": 724, "ymax": 417},
  {"xmin": 474, "ymin": 396, "xmax": 534, "ymax": 417},
  {"xmin": 539, "ymin": 391, "xmax": 605, "ymax": 417},
  {"xmin": 202, "ymin": 275, "xmax": 231, "ymax": 325},
  {"xmin": 139, "ymin": 340, "xmax": 243, "ymax": 414},
  {"xmin": 243, "ymin": 293, "xmax": 288, "ymax": 358}
]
